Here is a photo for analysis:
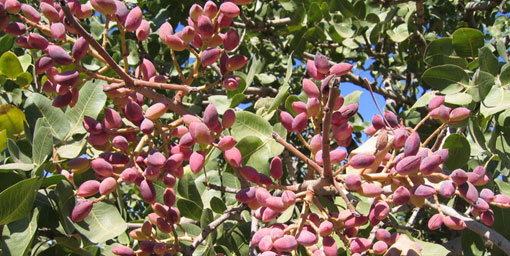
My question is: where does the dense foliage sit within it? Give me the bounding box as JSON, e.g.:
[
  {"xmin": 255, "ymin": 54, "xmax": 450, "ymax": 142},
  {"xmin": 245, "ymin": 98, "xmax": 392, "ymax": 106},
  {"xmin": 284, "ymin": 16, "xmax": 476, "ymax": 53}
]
[{"xmin": 0, "ymin": 0, "xmax": 509, "ymax": 255}]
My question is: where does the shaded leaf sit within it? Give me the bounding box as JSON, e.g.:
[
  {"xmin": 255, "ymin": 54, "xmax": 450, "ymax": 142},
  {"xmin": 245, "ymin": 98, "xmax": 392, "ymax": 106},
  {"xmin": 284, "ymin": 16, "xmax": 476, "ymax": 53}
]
[
  {"xmin": 422, "ymin": 64, "xmax": 469, "ymax": 93},
  {"xmin": 481, "ymin": 86, "xmax": 510, "ymax": 116},
  {"xmin": 7, "ymin": 139, "xmax": 31, "ymax": 164},
  {"xmin": 478, "ymin": 46, "xmax": 499, "ymax": 76},
  {"xmin": 177, "ymin": 198, "xmax": 203, "ymax": 221},
  {"xmin": 231, "ymin": 111, "xmax": 284, "ymax": 156},
  {"xmin": 0, "ymin": 178, "xmax": 41, "ymax": 225},
  {"xmin": 452, "ymin": 28, "xmax": 484, "ymax": 57},
  {"xmin": 28, "ymin": 94, "xmax": 70, "ymax": 141},
  {"xmin": 65, "ymin": 80, "xmax": 107, "ymax": 137},
  {"xmin": 443, "ymin": 134, "xmax": 470, "ymax": 170},
  {"xmin": 73, "ymin": 201, "xmax": 127, "ymax": 244},
  {"xmin": 32, "ymin": 120, "xmax": 53, "ymax": 166},
  {"xmin": 1, "ymin": 208, "xmax": 39, "ymax": 256}
]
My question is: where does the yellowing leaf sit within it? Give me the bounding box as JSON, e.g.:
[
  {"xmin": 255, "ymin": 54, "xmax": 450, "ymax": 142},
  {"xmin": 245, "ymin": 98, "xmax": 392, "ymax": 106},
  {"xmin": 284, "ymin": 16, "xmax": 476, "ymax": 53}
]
[
  {"xmin": 0, "ymin": 51, "xmax": 22, "ymax": 79},
  {"xmin": 0, "ymin": 105, "xmax": 25, "ymax": 139}
]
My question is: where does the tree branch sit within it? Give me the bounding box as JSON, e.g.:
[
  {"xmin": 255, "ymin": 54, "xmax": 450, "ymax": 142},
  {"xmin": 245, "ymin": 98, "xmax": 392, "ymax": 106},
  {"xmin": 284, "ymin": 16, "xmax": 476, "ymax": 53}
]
[
  {"xmin": 321, "ymin": 77, "xmax": 340, "ymax": 180},
  {"xmin": 60, "ymin": 1, "xmax": 134, "ymax": 86},
  {"xmin": 184, "ymin": 205, "xmax": 248, "ymax": 255},
  {"xmin": 465, "ymin": 0, "xmax": 502, "ymax": 27},
  {"xmin": 272, "ymin": 131, "xmax": 323, "ymax": 175},
  {"xmin": 61, "ymin": 1, "xmax": 194, "ymax": 94},
  {"xmin": 424, "ymin": 200, "xmax": 510, "ymax": 255}
]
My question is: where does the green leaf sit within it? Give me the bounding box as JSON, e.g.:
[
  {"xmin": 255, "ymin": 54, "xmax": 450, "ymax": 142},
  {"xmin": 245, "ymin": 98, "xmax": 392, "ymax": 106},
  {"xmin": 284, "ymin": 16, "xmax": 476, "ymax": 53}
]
[
  {"xmin": 500, "ymin": 63, "xmax": 510, "ymax": 86},
  {"xmin": 0, "ymin": 52, "xmax": 23, "ymax": 79},
  {"xmin": 230, "ymin": 94, "xmax": 245, "ymax": 109},
  {"xmin": 210, "ymin": 197, "xmax": 227, "ymax": 214},
  {"xmin": 195, "ymin": 170, "xmax": 240, "ymax": 208},
  {"xmin": 236, "ymin": 136, "xmax": 271, "ymax": 176},
  {"xmin": 495, "ymin": 179, "xmax": 510, "ymax": 195},
  {"xmin": 443, "ymin": 134, "xmax": 471, "ymax": 170},
  {"xmin": 208, "ymin": 95, "xmax": 231, "ymax": 115},
  {"xmin": 452, "ymin": 28, "xmax": 484, "ymax": 57},
  {"xmin": 343, "ymin": 90, "xmax": 363, "ymax": 105},
  {"xmin": 334, "ymin": 23, "xmax": 355, "ymax": 39},
  {"xmin": 89, "ymin": 16, "xmax": 104, "ymax": 40},
  {"xmin": 307, "ymin": 2, "xmax": 322, "ymax": 25},
  {"xmin": 353, "ymin": 1, "xmax": 366, "ymax": 19},
  {"xmin": 331, "ymin": 0, "xmax": 355, "ymax": 18},
  {"xmin": 177, "ymin": 198, "xmax": 203, "ymax": 221},
  {"xmin": 15, "ymin": 72, "xmax": 33, "ymax": 87},
  {"xmin": 497, "ymin": 39, "xmax": 508, "ymax": 62},
  {"xmin": 28, "ymin": 93, "xmax": 70, "ymax": 141},
  {"xmin": 200, "ymin": 208, "xmax": 214, "ymax": 230},
  {"xmin": 0, "ymin": 129, "xmax": 6, "ymax": 152},
  {"xmin": 231, "ymin": 111, "xmax": 284, "ymax": 157},
  {"xmin": 422, "ymin": 64, "xmax": 469, "ymax": 93},
  {"xmin": 1, "ymin": 208, "xmax": 39, "ymax": 256},
  {"xmin": 410, "ymin": 91, "xmax": 436, "ymax": 110},
  {"xmin": 471, "ymin": 70, "xmax": 495, "ymax": 102},
  {"xmin": 56, "ymin": 138, "xmax": 86, "ymax": 159},
  {"xmin": 65, "ymin": 80, "xmax": 107, "ymax": 138},
  {"xmin": 497, "ymin": 108, "xmax": 510, "ymax": 127},
  {"xmin": 285, "ymin": 95, "xmax": 301, "ymax": 116},
  {"xmin": 54, "ymin": 181, "xmax": 76, "ymax": 234},
  {"xmin": 478, "ymin": 46, "xmax": 499, "ymax": 76},
  {"xmin": 8, "ymin": 139, "xmax": 31, "ymax": 164},
  {"xmin": 73, "ymin": 201, "xmax": 127, "ymax": 244},
  {"xmin": 491, "ymin": 207, "xmax": 510, "ymax": 255},
  {"xmin": 0, "ymin": 35, "xmax": 14, "ymax": 54},
  {"xmin": 481, "ymin": 86, "xmax": 510, "ymax": 116},
  {"xmin": 0, "ymin": 163, "xmax": 35, "ymax": 172},
  {"xmin": 424, "ymin": 54, "xmax": 468, "ymax": 68},
  {"xmin": 461, "ymin": 229, "xmax": 485, "ymax": 256},
  {"xmin": 277, "ymin": 205, "xmax": 294, "ymax": 223},
  {"xmin": 415, "ymin": 240, "xmax": 450, "ymax": 256},
  {"xmin": 0, "ymin": 178, "xmax": 41, "ymax": 225},
  {"xmin": 18, "ymin": 55, "xmax": 31, "ymax": 72},
  {"xmin": 256, "ymin": 74, "xmax": 277, "ymax": 85},
  {"xmin": 0, "ymin": 104, "xmax": 25, "ymax": 139},
  {"xmin": 176, "ymin": 174, "xmax": 203, "ymax": 208},
  {"xmin": 387, "ymin": 23, "xmax": 410, "ymax": 43},
  {"xmin": 425, "ymin": 38, "xmax": 453, "ymax": 59},
  {"xmin": 264, "ymin": 54, "xmax": 293, "ymax": 115},
  {"xmin": 444, "ymin": 92, "xmax": 472, "ymax": 106},
  {"xmin": 32, "ymin": 120, "xmax": 53, "ymax": 166}
]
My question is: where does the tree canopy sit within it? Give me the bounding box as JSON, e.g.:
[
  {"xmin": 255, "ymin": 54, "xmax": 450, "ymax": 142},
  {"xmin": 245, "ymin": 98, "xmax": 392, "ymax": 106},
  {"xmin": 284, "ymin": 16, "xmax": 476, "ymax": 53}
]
[{"xmin": 0, "ymin": 0, "xmax": 510, "ymax": 255}]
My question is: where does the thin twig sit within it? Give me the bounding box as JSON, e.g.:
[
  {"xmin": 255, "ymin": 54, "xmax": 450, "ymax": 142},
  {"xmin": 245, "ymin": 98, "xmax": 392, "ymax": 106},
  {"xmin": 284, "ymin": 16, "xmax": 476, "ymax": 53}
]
[
  {"xmin": 333, "ymin": 179, "xmax": 357, "ymax": 215},
  {"xmin": 60, "ymin": 1, "xmax": 134, "ymax": 86},
  {"xmin": 423, "ymin": 123, "xmax": 447, "ymax": 147},
  {"xmin": 406, "ymin": 207, "xmax": 420, "ymax": 227},
  {"xmin": 431, "ymin": 127, "xmax": 448, "ymax": 151},
  {"xmin": 424, "ymin": 199, "xmax": 510, "ymax": 255},
  {"xmin": 249, "ymin": 210, "xmax": 258, "ymax": 256},
  {"xmin": 272, "ymin": 132, "xmax": 323, "ymax": 175},
  {"xmin": 204, "ymin": 182, "xmax": 238, "ymax": 194},
  {"xmin": 283, "ymin": 151, "xmax": 298, "ymax": 185},
  {"xmin": 184, "ymin": 204, "xmax": 248, "ymax": 255},
  {"xmin": 134, "ymin": 87, "xmax": 193, "ymax": 116}
]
